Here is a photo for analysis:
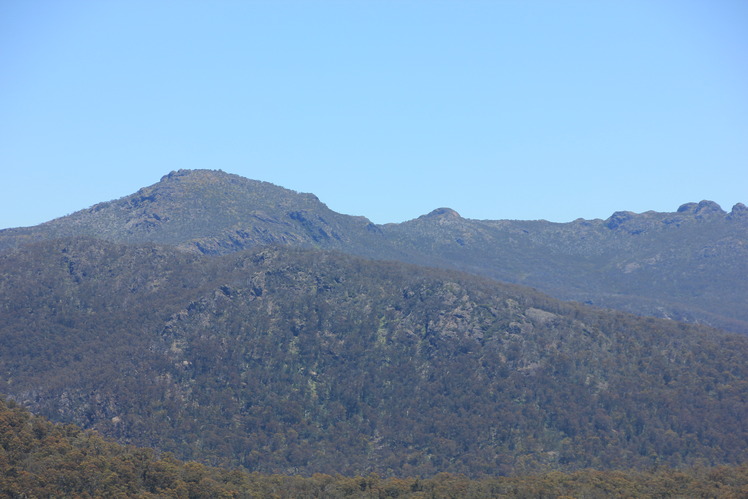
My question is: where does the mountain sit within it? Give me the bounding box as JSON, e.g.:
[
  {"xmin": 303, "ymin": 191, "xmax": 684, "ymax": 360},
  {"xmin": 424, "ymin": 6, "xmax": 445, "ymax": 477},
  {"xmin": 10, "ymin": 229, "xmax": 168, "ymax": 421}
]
[
  {"xmin": 0, "ymin": 169, "xmax": 387, "ymax": 256},
  {"xmin": 1, "ymin": 169, "xmax": 746, "ymax": 333},
  {"xmin": 384, "ymin": 200, "xmax": 748, "ymax": 333},
  {"xmin": 1, "ymin": 237, "xmax": 747, "ymax": 476}
]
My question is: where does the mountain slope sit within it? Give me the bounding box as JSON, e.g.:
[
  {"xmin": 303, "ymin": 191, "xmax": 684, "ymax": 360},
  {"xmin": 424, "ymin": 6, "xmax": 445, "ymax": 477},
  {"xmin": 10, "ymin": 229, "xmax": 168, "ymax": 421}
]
[
  {"xmin": 384, "ymin": 201, "xmax": 748, "ymax": 333},
  {"xmin": 1, "ymin": 238, "xmax": 747, "ymax": 476},
  {"xmin": 0, "ymin": 169, "xmax": 388, "ymax": 256},
  {"xmin": 1, "ymin": 169, "xmax": 746, "ymax": 333}
]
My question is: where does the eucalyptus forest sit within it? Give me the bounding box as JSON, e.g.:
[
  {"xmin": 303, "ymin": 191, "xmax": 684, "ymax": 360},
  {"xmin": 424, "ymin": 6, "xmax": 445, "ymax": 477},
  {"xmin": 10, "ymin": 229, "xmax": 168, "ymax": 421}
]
[{"xmin": 1, "ymin": 170, "xmax": 747, "ymax": 497}]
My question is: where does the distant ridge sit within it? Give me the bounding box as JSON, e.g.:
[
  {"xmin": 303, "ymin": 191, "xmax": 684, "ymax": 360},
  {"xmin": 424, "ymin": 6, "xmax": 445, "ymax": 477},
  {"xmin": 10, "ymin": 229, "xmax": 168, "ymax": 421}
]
[{"xmin": 1, "ymin": 168, "xmax": 746, "ymax": 333}]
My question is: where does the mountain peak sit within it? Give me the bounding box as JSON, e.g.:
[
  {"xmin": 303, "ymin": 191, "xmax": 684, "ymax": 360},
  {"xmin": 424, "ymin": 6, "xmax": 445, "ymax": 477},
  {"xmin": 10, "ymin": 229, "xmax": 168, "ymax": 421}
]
[
  {"xmin": 160, "ymin": 168, "xmax": 225, "ymax": 181},
  {"xmin": 728, "ymin": 203, "xmax": 748, "ymax": 220},
  {"xmin": 157, "ymin": 168, "xmax": 260, "ymax": 188},
  {"xmin": 421, "ymin": 207, "xmax": 461, "ymax": 220},
  {"xmin": 676, "ymin": 200, "xmax": 725, "ymax": 216}
]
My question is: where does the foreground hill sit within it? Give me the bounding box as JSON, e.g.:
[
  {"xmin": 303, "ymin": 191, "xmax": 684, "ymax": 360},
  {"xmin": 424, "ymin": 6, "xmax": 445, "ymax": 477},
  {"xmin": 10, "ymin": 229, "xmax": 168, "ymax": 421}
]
[
  {"xmin": 1, "ymin": 169, "xmax": 746, "ymax": 333},
  {"xmin": 4, "ymin": 397, "xmax": 748, "ymax": 498},
  {"xmin": 1, "ymin": 238, "xmax": 746, "ymax": 476},
  {"xmin": 0, "ymin": 396, "xmax": 248, "ymax": 497}
]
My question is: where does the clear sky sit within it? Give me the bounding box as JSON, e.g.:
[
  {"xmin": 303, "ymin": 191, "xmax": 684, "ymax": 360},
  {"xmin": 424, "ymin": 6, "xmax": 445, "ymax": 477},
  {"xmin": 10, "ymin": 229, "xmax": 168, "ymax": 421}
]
[{"xmin": 1, "ymin": 1, "xmax": 746, "ymax": 229}]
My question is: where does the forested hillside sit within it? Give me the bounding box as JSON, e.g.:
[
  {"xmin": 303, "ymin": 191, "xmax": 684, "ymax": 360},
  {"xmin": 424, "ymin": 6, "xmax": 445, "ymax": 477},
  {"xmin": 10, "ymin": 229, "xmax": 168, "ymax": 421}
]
[
  {"xmin": 1, "ymin": 238, "xmax": 747, "ymax": 477},
  {"xmin": 1, "ymin": 169, "xmax": 745, "ymax": 333},
  {"xmin": 4, "ymin": 396, "xmax": 748, "ymax": 498}
]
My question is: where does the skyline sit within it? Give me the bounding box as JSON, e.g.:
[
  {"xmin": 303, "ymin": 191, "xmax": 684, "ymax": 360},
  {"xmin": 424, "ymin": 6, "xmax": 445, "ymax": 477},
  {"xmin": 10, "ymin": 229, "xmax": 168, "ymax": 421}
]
[{"xmin": 2, "ymin": 1, "xmax": 747, "ymax": 229}]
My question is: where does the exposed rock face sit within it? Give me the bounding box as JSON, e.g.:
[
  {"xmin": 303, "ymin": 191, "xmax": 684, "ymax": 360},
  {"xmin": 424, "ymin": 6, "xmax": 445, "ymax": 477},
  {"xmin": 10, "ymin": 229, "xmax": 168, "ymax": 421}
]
[
  {"xmin": 605, "ymin": 211, "xmax": 635, "ymax": 230},
  {"xmin": 729, "ymin": 202, "xmax": 748, "ymax": 220},
  {"xmin": 421, "ymin": 207, "xmax": 462, "ymax": 219},
  {"xmin": 677, "ymin": 200, "xmax": 726, "ymax": 217}
]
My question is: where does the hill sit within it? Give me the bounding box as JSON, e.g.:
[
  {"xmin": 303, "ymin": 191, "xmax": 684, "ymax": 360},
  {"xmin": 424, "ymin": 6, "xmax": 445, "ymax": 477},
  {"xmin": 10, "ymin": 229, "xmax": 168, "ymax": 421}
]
[
  {"xmin": 4, "ymin": 396, "xmax": 748, "ymax": 498},
  {"xmin": 0, "ymin": 395, "xmax": 252, "ymax": 497},
  {"xmin": 1, "ymin": 238, "xmax": 747, "ymax": 476},
  {"xmin": 1, "ymin": 169, "xmax": 746, "ymax": 333}
]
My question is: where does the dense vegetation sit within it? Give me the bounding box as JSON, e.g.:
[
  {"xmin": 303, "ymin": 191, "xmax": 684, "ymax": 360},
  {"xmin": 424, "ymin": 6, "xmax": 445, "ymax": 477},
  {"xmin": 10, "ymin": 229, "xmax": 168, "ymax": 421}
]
[
  {"xmin": 1, "ymin": 238, "xmax": 747, "ymax": 477},
  {"xmin": 0, "ymin": 169, "xmax": 745, "ymax": 333},
  {"xmin": 1, "ymin": 170, "xmax": 746, "ymax": 493},
  {"xmin": 3, "ymin": 395, "xmax": 748, "ymax": 498}
]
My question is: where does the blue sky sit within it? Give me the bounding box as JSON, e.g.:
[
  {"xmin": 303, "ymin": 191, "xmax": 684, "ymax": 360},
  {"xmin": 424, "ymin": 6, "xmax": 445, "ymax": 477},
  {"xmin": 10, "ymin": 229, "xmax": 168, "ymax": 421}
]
[{"xmin": 1, "ymin": 1, "xmax": 746, "ymax": 229}]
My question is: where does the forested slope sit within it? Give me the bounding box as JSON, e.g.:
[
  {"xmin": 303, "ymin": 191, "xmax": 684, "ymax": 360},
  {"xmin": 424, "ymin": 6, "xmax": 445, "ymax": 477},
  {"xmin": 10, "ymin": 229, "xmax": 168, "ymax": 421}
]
[
  {"xmin": 4, "ymin": 396, "xmax": 748, "ymax": 498},
  {"xmin": 1, "ymin": 238, "xmax": 747, "ymax": 477}
]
